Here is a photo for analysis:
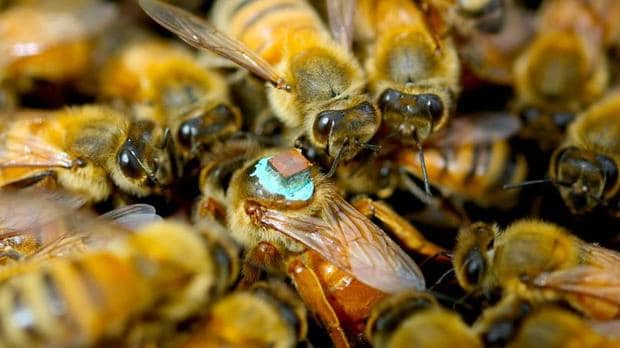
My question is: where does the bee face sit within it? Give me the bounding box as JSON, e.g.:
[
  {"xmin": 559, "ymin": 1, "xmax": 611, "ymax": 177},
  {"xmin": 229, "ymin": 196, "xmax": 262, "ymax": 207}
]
[
  {"xmin": 454, "ymin": 222, "xmax": 496, "ymax": 292},
  {"xmin": 114, "ymin": 120, "xmax": 172, "ymax": 193},
  {"xmin": 176, "ymin": 103, "xmax": 241, "ymax": 153},
  {"xmin": 378, "ymin": 88, "xmax": 444, "ymax": 143},
  {"xmin": 312, "ymin": 101, "xmax": 380, "ymax": 161},
  {"xmin": 553, "ymin": 147, "xmax": 616, "ymax": 214}
]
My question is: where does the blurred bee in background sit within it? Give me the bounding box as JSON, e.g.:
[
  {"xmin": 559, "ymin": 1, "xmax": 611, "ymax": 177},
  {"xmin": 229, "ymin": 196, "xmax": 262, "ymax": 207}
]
[
  {"xmin": 178, "ymin": 281, "xmax": 308, "ymax": 348},
  {"xmin": 548, "ymin": 90, "xmax": 620, "ymax": 217},
  {"xmin": 0, "ymin": 105, "xmax": 172, "ymax": 202},
  {"xmin": 354, "ymin": 0, "xmax": 460, "ymax": 194},
  {"xmin": 99, "ymin": 37, "xmax": 242, "ymax": 174},
  {"xmin": 366, "ymin": 290, "xmax": 482, "ymax": 348},
  {"xmin": 139, "ymin": 0, "xmax": 381, "ymax": 176},
  {"xmin": 454, "ymin": 220, "xmax": 620, "ymax": 320},
  {"xmin": 507, "ymin": 306, "xmax": 620, "ymax": 348},
  {"xmin": 0, "ymin": 190, "xmax": 161, "ymax": 267},
  {"xmin": 196, "ymin": 147, "xmax": 427, "ymax": 347},
  {"xmin": 0, "ymin": 193, "xmax": 240, "ymax": 347},
  {"xmin": 0, "ymin": 0, "xmax": 118, "ymax": 107},
  {"xmin": 513, "ymin": 0, "xmax": 610, "ymax": 152},
  {"xmin": 449, "ymin": 0, "xmax": 535, "ymax": 86}
]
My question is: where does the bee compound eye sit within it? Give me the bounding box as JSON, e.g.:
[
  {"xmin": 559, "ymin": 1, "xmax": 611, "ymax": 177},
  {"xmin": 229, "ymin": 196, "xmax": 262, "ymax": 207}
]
[
  {"xmin": 378, "ymin": 89, "xmax": 401, "ymax": 110},
  {"xmin": 177, "ymin": 118, "xmax": 198, "ymax": 149},
  {"xmin": 463, "ymin": 248, "xmax": 485, "ymax": 286},
  {"xmin": 313, "ymin": 111, "xmax": 341, "ymax": 143},
  {"xmin": 118, "ymin": 145, "xmax": 144, "ymax": 179},
  {"xmin": 417, "ymin": 94, "xmax": 444, "ymax": 120}
]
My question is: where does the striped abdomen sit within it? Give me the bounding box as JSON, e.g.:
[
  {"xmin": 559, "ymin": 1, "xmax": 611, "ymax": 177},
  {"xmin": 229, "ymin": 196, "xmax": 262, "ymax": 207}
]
[
  {"xmin": 212, "ymin": 0, "xmax": 328, "ymax": 65},
  {"xmin": 398, "ymin": 141, "xmax": 528, "ymax": 207},
  {"xmin": 0, "ymin": 253, "xmax": 152, "ymax": 347}
]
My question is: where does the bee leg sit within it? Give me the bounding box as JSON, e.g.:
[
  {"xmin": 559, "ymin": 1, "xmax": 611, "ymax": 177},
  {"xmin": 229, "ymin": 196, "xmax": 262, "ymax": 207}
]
[
  {"xmin": 350, "ymin": 196, "xmax": 447, "ymax": 259},
  {"xmin": 193, "ymin": 196, "xmax": 227, "ymax": 224},
  {"xmin": 3, "ymin": 170, "xmax": 55, "ymax": 189},
  {"xmin": 238, "ymin": 242, "xmax": 283, "ymax": 289},
  {"xmin": 287, "ymin": 258, "xmax": 351, "ymax": 348}
]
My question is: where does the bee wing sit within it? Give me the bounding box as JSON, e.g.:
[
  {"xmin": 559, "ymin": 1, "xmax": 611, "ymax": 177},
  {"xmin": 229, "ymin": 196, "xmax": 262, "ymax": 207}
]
[
  {"xmin": 0, "ymin": 0, "xmax": 117, "ymax": 66},
  {"xmin": 430, "ymin": 112, "xmax": 521, "ymax": 147},
  {"xmin": 258, "ymin": 195, "xmax": 425, "ymax": 293},
  {"xmin": 0, "ymin": 192, "xmax": 148, "ymax": 262},
  {"xmin": 100, "ymin": 203, "xmax": 162, "ymax": 230},
  {"xmin": 326, "ymin": 0, "xmax": 356, "ymax": 51},
  {"xmin": 532, "ymin": 266, "xmax": 620, "ymax": 306},
  {"xmin": 580, "ymin": 243, "xmax": 620, "ymax": 269},
  {"xmin": 138, "ymin": 0, "xmax": 289, "ymax": 90},
  {"xmin": 0, "ymin": 130, "xmax": 75, "ymax": 170}
]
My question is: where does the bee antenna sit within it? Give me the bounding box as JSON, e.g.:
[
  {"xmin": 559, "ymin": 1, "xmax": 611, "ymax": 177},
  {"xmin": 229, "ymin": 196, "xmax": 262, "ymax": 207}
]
[
  {"xmin": 427, "ymin": 290, "xmax": 474, "ymax": 310},
  {"xmin": 416, "ymin": 141, "xmax": 432, "ymax": 197},
  {"xmin": 502, "ymin": 178, "xmax": 553, "ymax": 190},
  {"xmin": 127, "ymin": 148, "xmax": 159, "ymax": 186},
  {"xmin": 159, "ymin": 127, "xmax": 171, "ymax": 150},
  {"xmin": 360, "ymin": 141, "xmax": 381, "ymax": 152},
  {"xmin": 399, "ymin": 169, "xmax": 434, "ymax": 205},
  {"xmin": 429, "ymin": 268, "xmax": 455, "ymax": 291},
  {"xmin": 326, "ymin": 137, "xmax": 348, "ymax": 177}
]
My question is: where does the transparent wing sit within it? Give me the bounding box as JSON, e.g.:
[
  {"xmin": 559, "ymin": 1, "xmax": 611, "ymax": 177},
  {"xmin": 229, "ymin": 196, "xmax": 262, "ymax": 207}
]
[
  {"xmin": 0, "ymin": 0, "xmax": 117, "ymax": 66},
  {"xmin": 256, "ymin": 194, "xmax": 425, "ymax": 293},
  {"xmin": 0, "ymin": 192, "xmax": 135, "ymax": 262},
  {"xmin": 100, "ymin": 203, "xmax": 162, "ymax": 230},
  {"xmin": 430, "ymin": 112, "xmax": 521, "ymax": 147},
  {"xmin": 580, "ymin": 243, "xmax": 620, "ymax": 270},
  {"xmin": 138, "ymin": 0, "xmax": 290, "ymax": 90},
  {"xmin": 532, "ymin": 266, "xmax": 620, "ymax": 307},
  {"xmin": 326, "ymin": 0, "xmax": 356, "ymax": 51}
]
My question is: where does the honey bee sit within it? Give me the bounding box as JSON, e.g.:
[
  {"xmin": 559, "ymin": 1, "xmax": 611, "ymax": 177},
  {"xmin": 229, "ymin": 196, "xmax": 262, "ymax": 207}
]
[
  {"xmin": 179, "ymin": 281, "xmax": 307, "ymax": 348},
  {"xmin": 99, "ymin": 38, "xmax": 243, "ymax": 171},
  {"xmin": 548, "ymin": 90, "xmax": 620, "ymax": 216},
  {"xmin": 139, "ymin": 0, "xmax": 381, "ymax": 174},
  {"xmin": 354, "ymin": 0, "xmax": 460, "ymax": 193},
  {"xmin": 366, "ymin": 291, "xmax": 482, "ymax": 348},
  {"xmin": 512, "ymin": 0, "xmax": 609, "ymax": 150},
  {"xmin": 454, "ymin": 219, "xmax": 620, "ymax": 320},
  {"xmin": 396, "ymin": 113, "xmax": 527, "ymax": 209},
  {"xmin": 197, "ymin": 147, "xmax": 424, "ymax": 347},
  {"xmin": 0, "ymin": 194, "xmax": 239, "ymax": 347},
  {"xmin": 0, "ymin": 0, "xmax": 117, "ymax": 95},
  {"xmin": 510, "ymin": 307, "xmax": 620, "ymax": 348},
  {"xmin": 451, "ymin": 0, "xmax": 535, "ymax": 85},
  {"xmin": 0, "ymin": 105, "xmax": 172, "ymax": 202}
]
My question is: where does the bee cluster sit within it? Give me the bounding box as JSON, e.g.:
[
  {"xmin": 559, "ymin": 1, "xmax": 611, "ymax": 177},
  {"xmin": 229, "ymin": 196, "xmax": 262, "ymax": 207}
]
[{"xmin": 0, "ymin": 0, "xmax": 619, "ymax": 347}]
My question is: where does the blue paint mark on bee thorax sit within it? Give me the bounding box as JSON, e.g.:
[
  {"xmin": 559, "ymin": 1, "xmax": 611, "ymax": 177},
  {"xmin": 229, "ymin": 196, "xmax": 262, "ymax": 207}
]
[{"xmin": 250, "ymin": 157, "xmax": 314, "ymax": 201}]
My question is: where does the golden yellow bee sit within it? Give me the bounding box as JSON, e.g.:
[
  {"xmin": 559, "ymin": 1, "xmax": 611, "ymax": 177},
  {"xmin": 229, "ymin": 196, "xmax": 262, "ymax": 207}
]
[
  {"xmin": 505, "ymin": 0, "xmax": 615, "ymax": 152},
  {"xmin": 99, "ymin": 38, "xmax": 242, "ymax": 169},
  {"xmin": 366, "ymin": 291, "xmax": 482, "ymax": 348},
  {"xmin": 549, "ymin": 90, "xmax": 620, "ymax": 216},
  {"xmin": 0, "ymin": 193, "xmax": 239, "ymax": 347},
  {"xmin": 0, "ymin": 0, "xmax": 117, "ymax": 93},
  {"xmin": 139, "ymin": 0, "xmax": 380, "ymax": 174},
  {"xmin": 179, "ymin": 281, "xmax": 307, "ymax": 348},
  {"xmin": 0, "ymin": 105, "xmax": 172, "ymax": 202},
  {"xmin": 454, "ymin": 219, "xmax": 620, "ymax": 320},
  {"xmin": 353, "ymin": 0, "xmax": 460, "ymax": 193}
]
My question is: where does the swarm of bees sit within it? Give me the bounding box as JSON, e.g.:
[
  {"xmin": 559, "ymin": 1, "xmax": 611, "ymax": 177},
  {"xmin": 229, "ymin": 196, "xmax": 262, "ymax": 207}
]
[{"xmin": 1, "ymin": 0, "xmax": 620, "ymax": 347}]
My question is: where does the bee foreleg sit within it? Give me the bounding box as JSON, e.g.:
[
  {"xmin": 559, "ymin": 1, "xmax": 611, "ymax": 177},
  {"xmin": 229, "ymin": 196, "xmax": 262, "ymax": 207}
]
[{"xmin": 238, "ymin": 242, "xmax": 283, "ymax": 289}]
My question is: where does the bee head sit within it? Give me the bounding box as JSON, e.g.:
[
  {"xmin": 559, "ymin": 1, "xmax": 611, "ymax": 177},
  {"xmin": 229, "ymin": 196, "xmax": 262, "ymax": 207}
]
[
  {"xmin": 312, "ymin": 101, "xmax": 380, "ymax": 164},
  {"xmin": 552, "ymin": 146, "xmax": 616, "ymax": 214},
  {"xmin": 115, "ymin": 120, "xmax": 172, "ymax": 194},
  {"xmin": 176, "ymin": 103, "xmax": 241, "ymax": 156},
  {"xmin": 378, "ymin": 88, "xmax": 444, "ymax": 144},
  {"xmin": 454, "ymin": 222, "xmax": 496, "ymax": 292}
]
